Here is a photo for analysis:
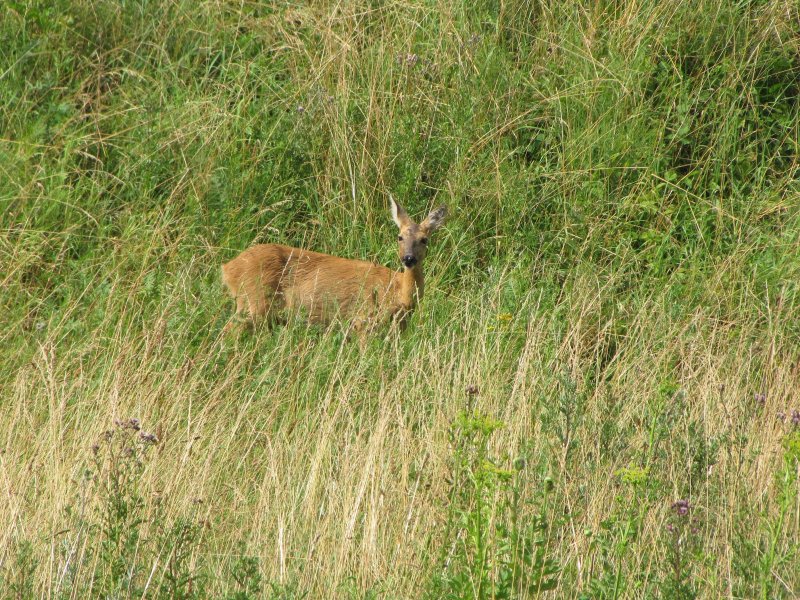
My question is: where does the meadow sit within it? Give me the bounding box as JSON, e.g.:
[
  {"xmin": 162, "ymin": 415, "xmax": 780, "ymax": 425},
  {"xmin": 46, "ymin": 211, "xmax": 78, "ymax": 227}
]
[{"xmin": 1, "ymin": 0, "xmax": 799, "ymax": 597}]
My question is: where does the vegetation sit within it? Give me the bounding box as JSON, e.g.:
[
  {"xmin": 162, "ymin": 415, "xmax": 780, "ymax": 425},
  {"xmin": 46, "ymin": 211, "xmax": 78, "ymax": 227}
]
[{"xmin": 1, "ymin": 0, "xmax": 799, "ymax": 597}]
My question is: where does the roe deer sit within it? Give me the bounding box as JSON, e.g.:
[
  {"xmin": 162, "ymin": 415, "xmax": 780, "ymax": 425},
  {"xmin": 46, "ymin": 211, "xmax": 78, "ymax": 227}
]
[{"xmin": 221, "ymin": 197, "xmax": 447, "ymax": 336}]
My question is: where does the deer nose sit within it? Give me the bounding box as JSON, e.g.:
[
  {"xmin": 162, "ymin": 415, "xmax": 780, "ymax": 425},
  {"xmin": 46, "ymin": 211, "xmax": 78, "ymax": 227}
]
[{"xmin": 402, "ymin": 255, "xmax": 417, "ymax": 267}]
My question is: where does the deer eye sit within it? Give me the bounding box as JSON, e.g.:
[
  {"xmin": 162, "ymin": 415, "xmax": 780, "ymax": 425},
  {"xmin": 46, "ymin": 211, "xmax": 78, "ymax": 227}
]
[
  {"xmin": 398, "ymin": 236, "xmax": 404, "ymax": 241},
  {"xmin": 420, "ymin": 238, "xmax": 428, "ymax": 244}
]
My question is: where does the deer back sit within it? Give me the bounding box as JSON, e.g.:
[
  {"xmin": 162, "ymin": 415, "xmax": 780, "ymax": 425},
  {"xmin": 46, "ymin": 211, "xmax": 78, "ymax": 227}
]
[{"xmin": 222, "ymin": 243, "xmax": 402, "ymax": 323}]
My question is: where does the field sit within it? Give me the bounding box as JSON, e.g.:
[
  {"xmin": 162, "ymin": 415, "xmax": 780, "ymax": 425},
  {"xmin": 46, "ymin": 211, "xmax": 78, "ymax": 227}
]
[{"xmin": 2, "ymin": 0, "xmax": 800, "ymax": 598}]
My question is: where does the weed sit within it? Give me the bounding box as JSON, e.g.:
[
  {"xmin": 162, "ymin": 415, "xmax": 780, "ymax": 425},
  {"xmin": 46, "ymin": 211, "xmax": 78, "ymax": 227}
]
[
  {"xmin": 91, "ymin": 419, "xmax": 154, "ymax": 597},
  {"xmin": 224, "ymin": 546, "xmax": 264, "ymax": 600},
  {"xmin": 0, "ymin": 539, "xmax": 38, "ymax": 600},
  {"xmin": 428, "ymin": 408, "xmax": 559, "ymax": 598}
]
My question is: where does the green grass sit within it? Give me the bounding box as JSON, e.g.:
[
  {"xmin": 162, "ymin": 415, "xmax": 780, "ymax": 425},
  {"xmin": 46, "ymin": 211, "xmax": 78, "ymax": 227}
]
[{"xmin": 1, "ymin": 0, "xmax": 799, "ymax": 597}]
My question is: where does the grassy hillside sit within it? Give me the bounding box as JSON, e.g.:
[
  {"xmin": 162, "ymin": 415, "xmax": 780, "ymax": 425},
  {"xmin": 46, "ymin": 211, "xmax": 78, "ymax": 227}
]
[{"xmin": 2, "ymin": 0, "xmax": 799, "ymax": 597}]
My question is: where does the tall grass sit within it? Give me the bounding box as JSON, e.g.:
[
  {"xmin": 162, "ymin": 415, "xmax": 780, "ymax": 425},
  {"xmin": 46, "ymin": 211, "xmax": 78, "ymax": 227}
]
[{"xmin": 1, "ymin": 0, "xmax": 799, "ymax": 597}]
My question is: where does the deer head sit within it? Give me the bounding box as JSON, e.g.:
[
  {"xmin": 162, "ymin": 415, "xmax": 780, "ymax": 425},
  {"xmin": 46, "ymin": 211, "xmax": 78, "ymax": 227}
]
[{"xmin": 390, "ymin": 195, "xmax": 447, "ymax": 269}]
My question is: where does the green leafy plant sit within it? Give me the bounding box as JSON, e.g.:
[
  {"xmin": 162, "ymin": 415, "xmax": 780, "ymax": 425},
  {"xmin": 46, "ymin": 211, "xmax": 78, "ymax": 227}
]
[
  {"xmin": 157, "ymin": 515, "xmax": 207, "ymax": 599},
  {"xmin": 91, "ymin": 419, "xmax": 154, "ymax": 597},
  {"xmin": 0, "ymin": 539, "xmax": 38, "ymax": 600},
  {"xmin": 57, "ymin": 419, "xmax": 208, "ymax": 598},
  {"xmin": 580, "ymin": 465, "xmax": 657, "ymax": 599},
  {"xmin": 428, "ymin": 408, "xmax": 559, "ymax": 599},
  {"xmin": 224, "ymin": 546, "xmax": 265, "ymax": 600}
]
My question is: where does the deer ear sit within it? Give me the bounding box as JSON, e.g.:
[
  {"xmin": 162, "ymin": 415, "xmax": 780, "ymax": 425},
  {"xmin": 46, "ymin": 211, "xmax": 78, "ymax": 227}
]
[
  {"xmin": 421, "ymin": 205, "xmax": 447, "ymax": 233},
  {"xmin": 390, "ymin": 195, "xmax": 410, "ymax": 227}
]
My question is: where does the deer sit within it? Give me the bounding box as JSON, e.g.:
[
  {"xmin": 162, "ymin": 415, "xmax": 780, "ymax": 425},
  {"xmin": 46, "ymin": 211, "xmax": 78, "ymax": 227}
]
[{"xmin": 221, "ymin": 197, "xmax": 447, "ymax": 338}]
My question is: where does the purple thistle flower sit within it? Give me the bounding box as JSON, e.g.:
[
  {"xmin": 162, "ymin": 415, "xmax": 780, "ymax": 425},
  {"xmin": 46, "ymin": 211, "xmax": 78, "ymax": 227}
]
[
  {"xmin": 671, "ymin": 499, "xmax": 690, "ymax": 517},
  {"xmin": 465, "ymin": 385, "xmax": 479, "ymax": 396},
  {"xmin": 116, "ymin": 418, "xmax": 140, "ymax": 430},
  {"xmin": 777, "ymin": 412, "xmax": 787, "ymax": 422},
  {"xmin": 791, "ymin": 410, "xmax": 800, "ymax": 426},
  {"xmin": 140, "ymin": 431, "xmax": 158, "ymax": 444}
]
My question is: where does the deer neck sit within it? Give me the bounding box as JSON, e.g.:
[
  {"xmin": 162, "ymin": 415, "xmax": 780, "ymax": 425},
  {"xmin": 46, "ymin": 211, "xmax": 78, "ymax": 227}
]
[{"xmin": 398, "ymin": 264, "xmax": 424, "ymax": 309}]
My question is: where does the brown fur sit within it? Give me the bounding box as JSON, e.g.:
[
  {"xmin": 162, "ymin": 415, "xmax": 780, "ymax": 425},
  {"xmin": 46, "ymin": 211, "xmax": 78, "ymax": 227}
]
[{"xmin": 221, "ymin": 199, "xmax": 446, "ymax": 336}]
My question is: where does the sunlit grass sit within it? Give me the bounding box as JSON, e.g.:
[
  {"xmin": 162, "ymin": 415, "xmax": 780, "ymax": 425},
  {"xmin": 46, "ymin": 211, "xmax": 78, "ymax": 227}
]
[{"xmin": 1, "ymin": 0, "xmax": 799, "ymax": 597}]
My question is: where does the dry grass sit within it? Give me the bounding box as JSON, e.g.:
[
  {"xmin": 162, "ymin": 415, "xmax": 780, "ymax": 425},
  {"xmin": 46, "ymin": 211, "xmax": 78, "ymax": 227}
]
[{"xmin": 2, "ymin": 0, "xmax": 799, "ymax": 597}]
